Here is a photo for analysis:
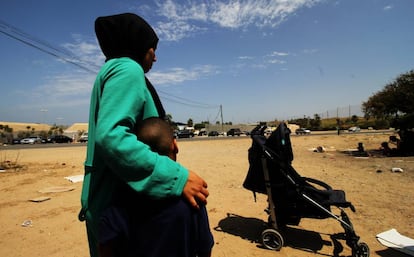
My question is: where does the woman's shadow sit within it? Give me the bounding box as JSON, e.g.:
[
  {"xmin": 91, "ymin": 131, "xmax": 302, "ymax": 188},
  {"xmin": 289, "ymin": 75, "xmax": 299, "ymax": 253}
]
[{"xmin": 214, "ymin": 213, "xmax": 339, "ymax": 256}]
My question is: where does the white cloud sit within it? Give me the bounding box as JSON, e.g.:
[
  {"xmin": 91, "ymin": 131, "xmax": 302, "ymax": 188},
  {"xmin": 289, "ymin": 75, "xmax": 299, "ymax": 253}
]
[
  {"xmin": 62, "ymin": 34, "xmax": 104, "ymax": 70},
  {"xmin": 148, "ymin": 65, "xmax": 218, "ymax": 85},
  {"xmin": 24, "ymin": 34, "xmax": 103, "ymax": 110},
  {"xmin": 7, "ymin": 70, "xmax": 94, "ymax": 122},
  {"xmin": 157, "ymin": 0, "xmax": 209, "ymax": 21},
  {"xmin": 303, "ymin": 48, "xmax": 319, "ymax": 54},
  {"xmin": 39, "ymin": 73, "xmax": 95, "ymax": 98},
  {"xmin": 156, "ymin": 20, "xmax": 205, "ymax": 42},
  {"xmin": 154, "ymin": 0, "xmax": 322, "ymax": 41},
  {"xmin": 269, "ymin": 51, "xmax": 289, "ymax": 57},
  {"xmin": 268, "ymin": 59, "xmax": 286, "ymax": 64},
  {"xmin": 383, "ymin": 5, "xmax": 393, "ymax": 11},
  {"xmin": 238, "ymin": 56, "xmax": 254, "ymax": 60},
  {"xmin": 251, "ymin": 63, "xmax": 267, "ymax": 69},
  {"xmin": 236, "ymin": 50, "xmax": 290, "ymax": 69},
  {"xmin": 263, "ymin": 50, "xmax": 289, "ymax": 65}
]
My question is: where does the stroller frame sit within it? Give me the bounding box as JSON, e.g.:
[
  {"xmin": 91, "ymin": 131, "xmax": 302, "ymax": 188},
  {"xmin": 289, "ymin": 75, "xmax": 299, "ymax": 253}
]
[{"xmin": 244, "ymin": 123, "xmax": 369, "ymax": 257}]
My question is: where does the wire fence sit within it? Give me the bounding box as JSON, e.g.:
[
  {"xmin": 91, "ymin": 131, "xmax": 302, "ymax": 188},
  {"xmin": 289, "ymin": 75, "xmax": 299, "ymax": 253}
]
[
  {"xmin": 316, "ymin": 104, "xmax": 364, "ymax": 119},
  {"xmin": 285, "ymin": 104, "xmax": 364, "ymax": 121}
]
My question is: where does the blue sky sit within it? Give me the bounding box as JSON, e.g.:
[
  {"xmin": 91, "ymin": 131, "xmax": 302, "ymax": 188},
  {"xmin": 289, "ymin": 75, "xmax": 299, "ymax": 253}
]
[{"xmin": 1, "ymin": 0, "xmax": 413, "ymax": 125}]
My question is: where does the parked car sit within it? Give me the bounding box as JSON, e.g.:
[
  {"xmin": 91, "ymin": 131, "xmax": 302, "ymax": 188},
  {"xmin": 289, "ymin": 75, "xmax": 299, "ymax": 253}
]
[
  {"xmin": 11, "ymin": 138, "xmax": 21, "ymax": 144},
  {"xmin": 47, "ymin": 135, "xmax": 73, "ymax": 143},
  {"xmin": 20, "ymin": 136, "xmax": 42, "ymax": 144},
  {"xmin": 227, "ymin": 128, "xmax": 243, "ymax": 136},
  {"xmin": 79, "ymin": 132, "xmax": 88, "ymax": 142},
  {"xmin": 295, "ymin": 128, "xmax": 311, "ymax": 135},
  {"xmin": 348, "ymin": 126, "xmax": 361, "ymax": 132},
  {"xmin": 208, "ymin": 131, "xmax": 219, "ymax": 137},
  {"xmin": 198, "ymin": 129, "xmax": 207, "ymax": 136},
  {"xmin": 176, "ymin": 129, "xmax": 194, "ymax": 138}
]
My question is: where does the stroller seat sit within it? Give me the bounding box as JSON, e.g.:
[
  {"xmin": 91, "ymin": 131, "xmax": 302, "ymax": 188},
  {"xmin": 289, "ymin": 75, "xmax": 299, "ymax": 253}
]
[{"xmin": 301, "ymin": 177, "xmax": 355, "ymax": 210}]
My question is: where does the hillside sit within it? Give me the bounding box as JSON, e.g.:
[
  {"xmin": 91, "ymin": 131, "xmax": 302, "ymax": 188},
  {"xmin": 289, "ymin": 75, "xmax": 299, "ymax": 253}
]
[{"xmin": 0, "ymin": 121, "xmax": 51, "ymax": 132}]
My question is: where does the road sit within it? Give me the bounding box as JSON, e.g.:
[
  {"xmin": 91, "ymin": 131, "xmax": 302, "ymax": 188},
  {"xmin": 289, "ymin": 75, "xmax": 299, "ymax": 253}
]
[{"xmin": 1, "ymin": 129, "xmax": 394, "ymax": 150}]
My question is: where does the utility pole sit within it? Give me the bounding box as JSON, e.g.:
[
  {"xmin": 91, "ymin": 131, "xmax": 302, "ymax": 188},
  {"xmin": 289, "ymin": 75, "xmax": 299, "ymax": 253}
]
[{"xmin": 220, "ymin": 104, "xmax": 224, "ymax": 132}]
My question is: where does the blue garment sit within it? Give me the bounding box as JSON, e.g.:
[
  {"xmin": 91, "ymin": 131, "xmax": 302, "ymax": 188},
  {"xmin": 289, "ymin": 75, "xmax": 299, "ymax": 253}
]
[{"xmin": 99, "ymin": 196, "xmax": 214, "ymax": 257}]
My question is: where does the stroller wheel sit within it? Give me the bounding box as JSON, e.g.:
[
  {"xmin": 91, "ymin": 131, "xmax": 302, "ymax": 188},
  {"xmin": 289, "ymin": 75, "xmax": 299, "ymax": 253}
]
[
  {"xmin": 261, "ymin": 228, "xmax": 284, "ymax": 251},
  {"xmin": 352, "ymin": 242, "xmax": 370, "ymax": 257}
]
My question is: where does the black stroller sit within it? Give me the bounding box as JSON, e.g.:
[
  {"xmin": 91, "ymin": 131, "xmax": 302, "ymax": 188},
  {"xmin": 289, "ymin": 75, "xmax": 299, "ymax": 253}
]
[{"xmin": 243, "ymin": 123, "xmax": 369, "ymax": 257}]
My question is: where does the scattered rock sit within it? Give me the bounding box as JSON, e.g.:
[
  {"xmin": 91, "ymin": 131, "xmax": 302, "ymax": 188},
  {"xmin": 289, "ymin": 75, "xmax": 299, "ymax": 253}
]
[{"xmin": 391, "ymin": 167, "xmax": 403, "ymax": 173}]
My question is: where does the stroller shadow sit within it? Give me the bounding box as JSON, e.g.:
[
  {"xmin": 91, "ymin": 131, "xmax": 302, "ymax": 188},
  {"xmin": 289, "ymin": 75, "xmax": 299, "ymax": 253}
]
[
  {"xmin": 214, "ymin": 213, "xmax": 266, "ymax": 243},
  {"xmin": 215, "ymin": 213, "xmax": 339, "ymax": 256}
]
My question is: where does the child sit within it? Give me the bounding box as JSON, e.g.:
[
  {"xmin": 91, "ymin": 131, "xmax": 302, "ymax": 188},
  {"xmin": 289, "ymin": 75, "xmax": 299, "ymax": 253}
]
[{"xmin": 98, "ymin": 117, "xmax": 214, "ymax": 257}]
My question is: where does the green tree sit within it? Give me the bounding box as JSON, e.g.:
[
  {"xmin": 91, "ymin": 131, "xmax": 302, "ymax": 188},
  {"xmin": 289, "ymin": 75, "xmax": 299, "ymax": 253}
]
[
  {"xmin": 363, "ymin": 70, "xmax": 414, "ymax": 124},
  {"xmin": 165, "ymin": 114, "xmax": 173, "ymax": 124},
  {"xmin": 194, "ymin": 123, "xmax": 206, "ymax": 130},
  {"xmin": 309, "ymin": 114, "xmax": 321, "ymax": 130},
  {"xmin": 187, "ymin": 118, "xmax": 193, "ymax": 127},
  {"xmin": 351, "ymin": 115, "xmax": 359, "ymax": 124}
]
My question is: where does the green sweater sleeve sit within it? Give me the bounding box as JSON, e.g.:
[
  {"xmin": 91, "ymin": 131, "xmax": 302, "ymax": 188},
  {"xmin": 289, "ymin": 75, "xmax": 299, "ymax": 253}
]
[{"xmin": 92, "ymin": 58, "xmax": 188, "ymax": 198}]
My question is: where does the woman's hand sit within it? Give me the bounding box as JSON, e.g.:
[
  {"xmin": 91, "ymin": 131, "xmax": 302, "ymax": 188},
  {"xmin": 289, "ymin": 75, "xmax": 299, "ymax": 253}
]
[{"xmin": 182, "ymin": 170, "xmax": 209, "ymax": 209}]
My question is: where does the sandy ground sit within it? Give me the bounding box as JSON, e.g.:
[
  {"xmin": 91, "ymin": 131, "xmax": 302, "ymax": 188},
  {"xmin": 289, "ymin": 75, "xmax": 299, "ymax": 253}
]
[{"xmin": 0, "ymin": 131, "xmax": 413, "ymax": 257}]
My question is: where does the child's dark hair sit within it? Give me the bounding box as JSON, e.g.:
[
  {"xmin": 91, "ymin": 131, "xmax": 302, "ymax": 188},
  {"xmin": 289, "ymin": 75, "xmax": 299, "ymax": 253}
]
[{"xmin": 136, "ymin": 117, "xmax": 174, "ymax": 156}]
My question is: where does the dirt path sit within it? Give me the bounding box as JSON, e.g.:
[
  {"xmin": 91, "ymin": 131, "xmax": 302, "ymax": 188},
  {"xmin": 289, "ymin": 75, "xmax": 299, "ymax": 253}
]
[{"xmin": 0, "ymin": 132, "xmax": 413, "ymax": 257}]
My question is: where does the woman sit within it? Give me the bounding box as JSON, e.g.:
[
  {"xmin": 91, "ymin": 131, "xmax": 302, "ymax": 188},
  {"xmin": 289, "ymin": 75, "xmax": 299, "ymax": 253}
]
[{"xmin": 79, "ymin": 13, "xmax": 209, "ymax": 257}]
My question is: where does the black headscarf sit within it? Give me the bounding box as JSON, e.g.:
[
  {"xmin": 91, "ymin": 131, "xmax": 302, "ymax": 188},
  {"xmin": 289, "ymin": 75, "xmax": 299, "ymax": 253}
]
[{"xmin": 94, "ymin": 13, "xmax": 166, "ymax": 119}]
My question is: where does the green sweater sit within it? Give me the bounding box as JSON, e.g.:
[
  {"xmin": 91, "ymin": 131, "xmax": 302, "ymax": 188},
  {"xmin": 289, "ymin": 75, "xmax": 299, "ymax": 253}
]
[{"xmin": 80, "ymin": 58, "xmax": 189, "ymax": 243}]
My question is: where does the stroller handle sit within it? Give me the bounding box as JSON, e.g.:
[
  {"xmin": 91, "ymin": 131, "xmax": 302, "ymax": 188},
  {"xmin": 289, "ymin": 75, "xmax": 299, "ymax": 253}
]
[{"xmin": 252, "ymin": 134, "xmax": 266, "ymax": 146}]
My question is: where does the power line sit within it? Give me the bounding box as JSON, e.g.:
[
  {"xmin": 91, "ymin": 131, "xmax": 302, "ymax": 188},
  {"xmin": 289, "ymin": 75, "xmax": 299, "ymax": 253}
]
[
  {"xmin": 159, "ymin": 94, "xmax": 218, "ymax": 109},
  {"xmin": 0, "ymin": 19, "xmax": 219, "ymax": 110},
  {"xmin": 157, "ymin": 89, "xmax": 219, "ymax": 109},
  {"xmin": 0, "ymin": 20, "xmax": 99, "ymax": 73}
]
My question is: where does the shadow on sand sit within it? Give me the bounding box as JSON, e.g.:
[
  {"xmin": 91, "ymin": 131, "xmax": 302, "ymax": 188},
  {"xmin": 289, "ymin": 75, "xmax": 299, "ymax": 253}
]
[{"xmin": 214, "ymin": 213, "xmax": 364, "ymax": 257}]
